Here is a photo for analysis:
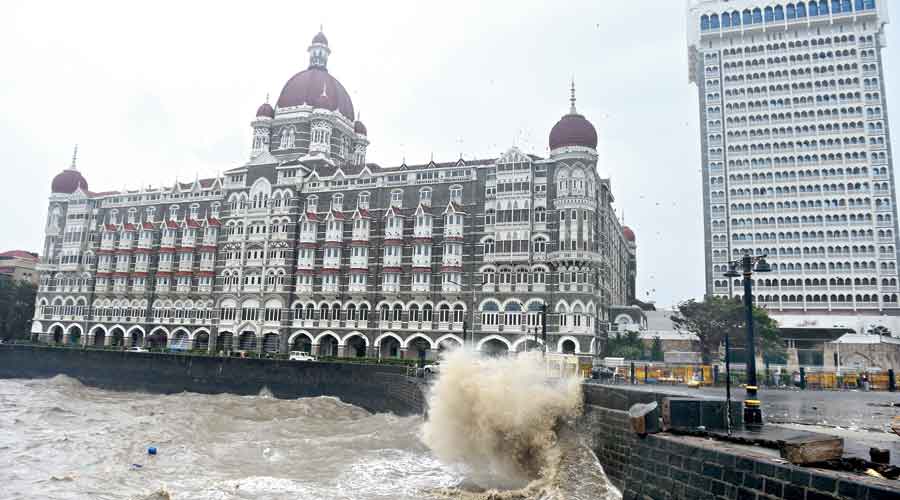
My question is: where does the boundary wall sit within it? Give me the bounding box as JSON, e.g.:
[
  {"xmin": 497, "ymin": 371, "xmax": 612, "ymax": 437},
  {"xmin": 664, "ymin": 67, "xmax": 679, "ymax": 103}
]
[
  {"xmin": 0, "ymin": 345, "xmax": 426, "ymax": 416},
  {"xmin": 579, "ymin": 384, "xmax": 899, "ymax": 499}
]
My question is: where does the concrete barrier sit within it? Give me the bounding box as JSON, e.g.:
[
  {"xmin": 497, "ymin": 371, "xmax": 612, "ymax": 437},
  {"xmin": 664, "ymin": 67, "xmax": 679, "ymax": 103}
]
[
  {"xmin": 579, "ymin": 384, "xmax": 900, "ymax": 499},
  {"xmin": 0, "ymin": 345, "xmax": 426, "ymax": 416}
]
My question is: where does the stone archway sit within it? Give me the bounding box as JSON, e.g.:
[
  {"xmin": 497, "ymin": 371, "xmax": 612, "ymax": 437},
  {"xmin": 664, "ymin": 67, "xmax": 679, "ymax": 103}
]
[
  {"xmin": 216, "ymin": 331, "xmax": 234, "ymax": 352},
  {"xmin": 92, "ymin": 328, "xmax": 106, "ymax": 347},
  {"xmin": 194, "ymin": 332, "xmax": 210, "ymax": 351},
  {"xmin": 318, "ymin": 335, "xmax": 339, "ymax": 357},
  {"xmin": 51, "ymin": 325, "xmax": 64, "ymax": 344},
  {"xmin": 238, "ymin": 332, "xmax": 257, "ymax": 351},
  {"xmin": 110, "ymin": 328, "xmax": 125, "ymax": 347},
  {"xmin": 291, "ymin": 333, "xmax": 313, "ymax": 354},
  {"xmin": 346, "ymin": 335, "xmax": 367, "ymax": 358},
  {"xmin": 407, "ymin": 338, "xmax": 432, "ymax": 362},
  {"xmin": 262, "ymin": 333, "xmax": 280, "ymax": 354},
  {"xmin": 515, "ymin": 339, "xmax": 543, "ymax": 353},
  {"xmin": 147, "ymin": 331, "xmax": 168, "ymax": 349},
  {"xmin": 481, "ymin": 338, "xmax": 509, "ymax": 357},
  {"xmin": 67, "ymin": 326, "xmax": 82, "ymax": 346},
  {"xmin": 130, "ymin": 330, "xmax": 144, "ymax": 347},
  {"xmin": 379, "ymin": 337, "xmax": 401, "ymax": 359}
]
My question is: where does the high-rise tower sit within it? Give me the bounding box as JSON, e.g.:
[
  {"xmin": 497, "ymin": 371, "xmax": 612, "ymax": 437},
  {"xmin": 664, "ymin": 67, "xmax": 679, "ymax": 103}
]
[{"xmin": 687, "ymin": 1, "xmax": 900, "ymax": 330}]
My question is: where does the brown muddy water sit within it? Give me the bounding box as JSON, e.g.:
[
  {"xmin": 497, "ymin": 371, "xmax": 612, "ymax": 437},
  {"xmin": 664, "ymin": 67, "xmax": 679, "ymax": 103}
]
[{"xmin": 0, "ymin": 352, "xmax": 619, "ymax": 500}]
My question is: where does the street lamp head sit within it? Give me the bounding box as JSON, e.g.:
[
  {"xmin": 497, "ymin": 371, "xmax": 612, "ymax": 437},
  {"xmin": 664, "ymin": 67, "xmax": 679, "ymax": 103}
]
[
  {"xmin": 754, "ymin": 257, "xmax": 772, "ymax": 273},
  {"xmin": 723, "ymin": 262, "xmax": 740, "ymax": 278}
]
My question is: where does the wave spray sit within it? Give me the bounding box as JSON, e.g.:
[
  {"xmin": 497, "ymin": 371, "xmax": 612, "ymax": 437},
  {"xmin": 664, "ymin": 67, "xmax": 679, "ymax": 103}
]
[{"xmin": 422, "ymin": 349, "xmax": 621, "ymax": 499}]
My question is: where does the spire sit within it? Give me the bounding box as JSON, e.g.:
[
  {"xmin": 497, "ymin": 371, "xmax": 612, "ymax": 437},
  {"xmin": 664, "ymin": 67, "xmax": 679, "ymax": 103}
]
[
  {"xmin": 569, "ymin": 78, "xmax": 577, "ymax": 114},
  {"xmin": 69, "ymin": 144, "xmax": 79, "ymax": 170},
  {"xmin": 265, "ymin": 92, "xmax": 269, "ymax": 104}
]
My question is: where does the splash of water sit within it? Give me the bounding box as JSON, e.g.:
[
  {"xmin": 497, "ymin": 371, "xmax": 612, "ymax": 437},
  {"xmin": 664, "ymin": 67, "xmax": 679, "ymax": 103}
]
[{"xmin": 422, "ymin": 349, "xmax": 620, "ymax": 499}]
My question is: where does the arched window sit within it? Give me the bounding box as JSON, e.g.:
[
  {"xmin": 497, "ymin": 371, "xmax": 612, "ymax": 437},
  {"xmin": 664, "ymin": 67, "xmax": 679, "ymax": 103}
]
[
  {"xmin": 449, "ymin": 185, "xmax": 463, "ymax": 203},
  {"xmin": 534, "ymin": 206, "xmax": 546, "ymax": 223},
  {"xmin": 484, "ymin": 239, "xmax": 495, "ymax": 255},
  {"xmin": 332, "ymin": 193, "xmax": 343, "ymax": 211},
  {"xmin": 419, "ymin": 187, "xmax": 432, "ymax": 205}
]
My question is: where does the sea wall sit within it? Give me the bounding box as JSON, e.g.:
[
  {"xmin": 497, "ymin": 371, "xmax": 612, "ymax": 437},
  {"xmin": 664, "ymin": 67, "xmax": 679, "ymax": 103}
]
[
  {"xmin": 579, "ymin": 384, "xmax": 899, "ymax": 499},
  {"xmin": 0, "ymin": 345, "xmax": 426, "ymax": 416}
]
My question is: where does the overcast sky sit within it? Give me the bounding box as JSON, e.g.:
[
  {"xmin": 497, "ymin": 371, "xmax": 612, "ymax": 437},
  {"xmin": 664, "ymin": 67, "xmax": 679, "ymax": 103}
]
[{"xmin": 2, "ymin": 1, "xmax": 898, "ymax": 307}]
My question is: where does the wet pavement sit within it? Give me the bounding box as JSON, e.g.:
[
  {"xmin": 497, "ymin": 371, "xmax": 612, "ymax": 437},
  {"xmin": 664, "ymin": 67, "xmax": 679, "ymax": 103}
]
[{"xmin": 598, "ymin": 383, "xmax": 900, "ymax": 465}]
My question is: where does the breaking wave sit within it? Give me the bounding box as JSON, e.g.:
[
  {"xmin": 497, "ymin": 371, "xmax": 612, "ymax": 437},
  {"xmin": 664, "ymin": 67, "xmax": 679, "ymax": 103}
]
[{"xmin": 422, "ymin": 349, "xmax": 621, "ymax": 499}]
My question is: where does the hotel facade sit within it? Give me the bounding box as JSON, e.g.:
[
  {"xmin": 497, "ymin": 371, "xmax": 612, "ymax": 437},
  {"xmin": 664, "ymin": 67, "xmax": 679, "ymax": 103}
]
[{"xmin": 33, "ymin": 32, "xmax": 635, "ymax": 360}]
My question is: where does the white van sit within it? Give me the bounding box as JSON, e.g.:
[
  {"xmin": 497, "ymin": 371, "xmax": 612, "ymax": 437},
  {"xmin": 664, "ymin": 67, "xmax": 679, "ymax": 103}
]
[{"xmin": 289, "ymin": 351, "xmax": 317, "ymax": 362}]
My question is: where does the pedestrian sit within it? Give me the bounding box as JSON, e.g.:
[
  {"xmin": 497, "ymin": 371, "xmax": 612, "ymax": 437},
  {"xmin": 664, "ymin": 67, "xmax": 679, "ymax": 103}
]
[{"xmin": 862, "ymin": 372, "xmax": 870, "ymax": 392}]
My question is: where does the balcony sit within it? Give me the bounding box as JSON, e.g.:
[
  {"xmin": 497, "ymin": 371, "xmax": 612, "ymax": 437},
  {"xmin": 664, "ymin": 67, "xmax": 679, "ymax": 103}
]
[
  {"xmin": 295, "ymin": 283, "xmax": 314, "ymax": 295},
  {"xmin": 299, "ymin": 231, "xmax": 316, "ymax": 244}
]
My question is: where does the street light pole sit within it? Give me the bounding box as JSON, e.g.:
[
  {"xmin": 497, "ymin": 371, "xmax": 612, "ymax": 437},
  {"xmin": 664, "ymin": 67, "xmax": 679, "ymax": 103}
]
[
  {"xmin": 724, "ymin": 252, "xmax": 771, "ymax": 428},
  {"xmin": 740, "ymin": 255, "xmax": 761, "ymax": 426}
]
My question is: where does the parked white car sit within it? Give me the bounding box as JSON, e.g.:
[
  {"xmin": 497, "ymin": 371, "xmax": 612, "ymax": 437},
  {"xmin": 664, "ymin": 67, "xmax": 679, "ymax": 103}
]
[
  {"xmin": 423, "ymin": 361, "xmax": 441, "ymax": 375},
  {"xmin": 127, "ymin": 347, "xmax": 148, "ymax": 353},
  {"xmin": 289, "ymin": 351, "xmax": 317, "ymax": 362}
]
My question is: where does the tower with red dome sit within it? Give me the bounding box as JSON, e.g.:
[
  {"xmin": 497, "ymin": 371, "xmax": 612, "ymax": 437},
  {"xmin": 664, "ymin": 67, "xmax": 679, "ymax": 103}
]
[
  {"xmin": 50, "ymin": 146, "xmax": 89, "ymax": 195},
  {"xmin": 248, "ymin": 31, "xmax": 368, "ymax": 166}
]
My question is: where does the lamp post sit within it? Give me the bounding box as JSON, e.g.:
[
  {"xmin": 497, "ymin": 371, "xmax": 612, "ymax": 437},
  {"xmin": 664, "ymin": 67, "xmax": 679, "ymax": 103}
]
[{"xmin": 723, "ymin": 252, "xmax": 772, "ymax": 427}]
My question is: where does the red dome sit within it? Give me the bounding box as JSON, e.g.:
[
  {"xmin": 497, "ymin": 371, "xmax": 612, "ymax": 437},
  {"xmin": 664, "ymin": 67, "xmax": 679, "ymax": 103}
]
[
  {"xmin": 51, "ymin": 169, "xmax": 88, "ymax": 194},
  {"xmin": 276, "ymin": 68, "xmax": 355, "ymax": 120},
  {"xmin": 256, "ymin": 102, "xmax": 274, "ymax": 118},
  {"xmin": 549, "ymin": 113, "xmax": 597, "ymax": 150},
  {"xmin": 354, "ymin": 120, "xmax": 367, "ymax": 136},
  {"xmin": 623, "ymin": 226, "xmax": 635, "ymax": 242}
]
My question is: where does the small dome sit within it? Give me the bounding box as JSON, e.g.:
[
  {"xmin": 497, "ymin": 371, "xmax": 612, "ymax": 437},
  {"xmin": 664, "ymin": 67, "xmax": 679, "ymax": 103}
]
[
  {"xmin": 623, "ymin": 226, "xmax": 635, "ymax": 242},
  {"xmin": 255, "ymin": 102, "xmax": 274, "ymax": 118},
  {"xmin": 51, "ymin": 169, "xmax": 88, "ymax": 194},
  {"xmin": 354, "ymin": 120, "xmax": 367, "ymax": 136},
  {"xmin": 312, "ymin": 31, "xmax": 328, "ymax": 45},
  {"xmin": 549, "ymin": 113, "xmax": 597, "ymax": 150}
]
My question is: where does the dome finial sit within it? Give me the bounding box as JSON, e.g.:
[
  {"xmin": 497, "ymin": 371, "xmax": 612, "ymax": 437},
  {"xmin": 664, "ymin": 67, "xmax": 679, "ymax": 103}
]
[
  {"xmin": 309, "ymin": 29, "xmax": 330, "ymax": 69},
  {"xmin": 265, "ymin": 92, "xmax": 269, "ymax": 104},
  {"xmin": 69, "ymin": 144, "xmax": 78, "ymax": 171},
  {"xmin": 569, "ymin": 77, "xmax": 577, "ymax": 114}
]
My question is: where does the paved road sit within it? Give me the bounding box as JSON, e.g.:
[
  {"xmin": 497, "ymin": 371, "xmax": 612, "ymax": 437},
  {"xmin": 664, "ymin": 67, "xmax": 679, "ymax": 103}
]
[{"xmin": 603, "ymin": 384, "xmax": 900, "ymax": 465}]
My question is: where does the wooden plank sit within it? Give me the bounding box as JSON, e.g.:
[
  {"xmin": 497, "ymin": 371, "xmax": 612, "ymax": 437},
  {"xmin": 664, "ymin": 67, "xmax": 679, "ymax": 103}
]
[{"xmin": 780, "ymin": 435, "xmax": 844, "ymax": 464}]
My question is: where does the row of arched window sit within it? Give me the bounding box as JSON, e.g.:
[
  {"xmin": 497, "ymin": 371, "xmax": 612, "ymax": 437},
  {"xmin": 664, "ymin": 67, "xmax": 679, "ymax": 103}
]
[
  {"xmin": 701, "ymin": 1, "xmax": 876, "ymax": 32},
  {"xmin": 720, "ymin": 35, "xmax": 870, "ymax": 58},
  {"xmin": 749, "ymin": 294, "xmax": 894, "ymax": 303},
  {"xmin": 726, "ymin": 166, "xmax": 870, "ymax": 182}
]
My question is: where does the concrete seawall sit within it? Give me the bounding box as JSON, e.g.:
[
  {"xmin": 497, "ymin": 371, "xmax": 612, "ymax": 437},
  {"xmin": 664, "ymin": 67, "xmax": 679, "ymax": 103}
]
[
  {"xmin": 579, "ymin": 384, "xmax": 900, "ymax": 499},
  {"xmin": 0, "ymin": 345, "xmax": 426, "ymax": 416}
]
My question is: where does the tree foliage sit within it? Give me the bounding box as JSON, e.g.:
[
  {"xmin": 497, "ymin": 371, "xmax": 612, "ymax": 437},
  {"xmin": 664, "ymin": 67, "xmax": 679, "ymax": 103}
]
[
  {"xmin": 649, "ymin": 336, "xmax": 664, "ymax": 362},
  {"xmin": 0, "ymin": 278, "xmax": 36, "ymax": 341},
  {"xmin": 867, "ymin": 325, "xmax": 891, "ymax": 337},
  {"xmin": 670, "ymin": 296, "xmax": 784, "ymax": 364},
  {"xmin": 607, "ymin": 330, "xmax": 644, "ymax": 360}
]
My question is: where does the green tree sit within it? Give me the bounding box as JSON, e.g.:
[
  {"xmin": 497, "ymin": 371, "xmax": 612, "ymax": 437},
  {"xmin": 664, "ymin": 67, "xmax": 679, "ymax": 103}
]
[
  {"xmin": 867, "ymin": 325, "xmax": 891, "ymax": 337},
  {"xmin": 649, "ymin": 336, "xmax": 664, "ymax": 362},
  {"xmin": 607, "ymin": 330, "xmax": 644, "ymax": 360},
  {"xmin": 0, "ymin": 278, "xmax": 36, "ymax": 341},
  {"xmin": 671, "ymin": 296, "xmax": 784, "ymax": 364}
]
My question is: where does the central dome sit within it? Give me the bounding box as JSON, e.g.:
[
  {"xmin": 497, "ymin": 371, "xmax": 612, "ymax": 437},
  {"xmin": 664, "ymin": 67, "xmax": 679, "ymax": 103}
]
[
  {"xmin": 275, "ymin": 68, "xmax": 355, "ymax": 120},
  {"xmin": 274, "ymin": 31, "xmax": 355, "ymax": 121}
]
